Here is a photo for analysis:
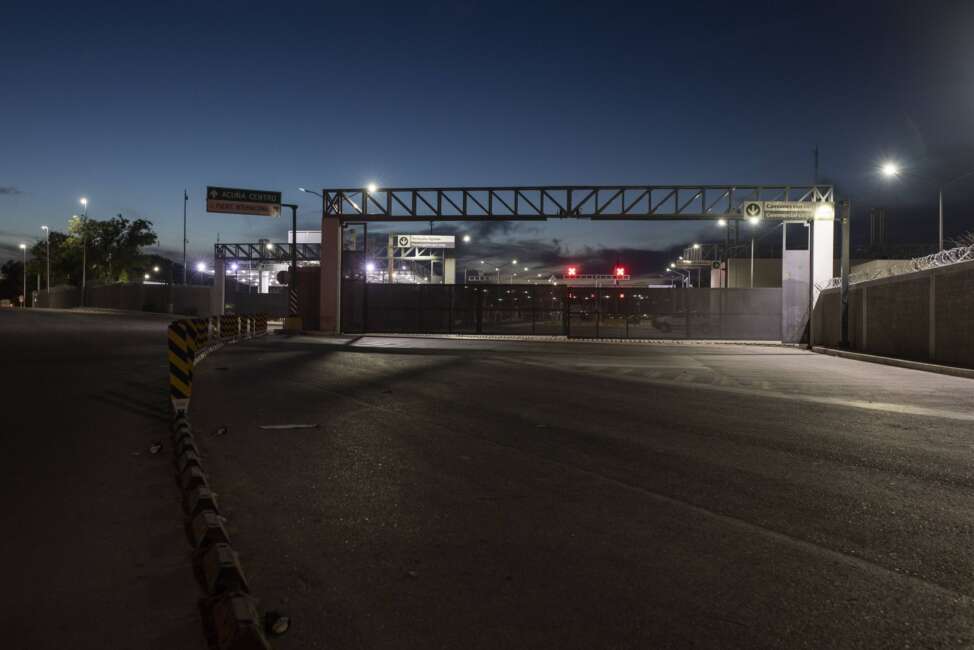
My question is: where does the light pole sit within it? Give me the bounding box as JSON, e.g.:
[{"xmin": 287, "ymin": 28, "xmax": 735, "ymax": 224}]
[
  {"xmin": 41, "ymin": 225, "xmax": 50, "ymax": 291},
  {"xmin": 881, "ymin": 161, "xmax": 974, "ymax": 252},
  {"xmin": 19, "ymin": 243, "xmax": 27, "ymax": 307},
  {"xmin": 79, "ymin": 197, "xmax": 88, "ymax": 302}
]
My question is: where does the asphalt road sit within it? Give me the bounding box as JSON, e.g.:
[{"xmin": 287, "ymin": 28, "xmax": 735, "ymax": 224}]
[
  {"xmin": 189, "ymin": 334, "xmax": 974, "ymax": 649},
  {"xmin": 0, "ymin": 309, "xmax": 200, "ymax": 649}
]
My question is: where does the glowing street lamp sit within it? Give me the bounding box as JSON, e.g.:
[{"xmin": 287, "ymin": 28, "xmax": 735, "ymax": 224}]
[
  {"xmin": 880, "ymin": 161, "xmax": 900, "ymax": 178},
  {"xmin": 367, "ymin": 182, "xmax": 378, "ymax": 194},
  {"xmin": 462, "ymin": 234, "xmax": 471, "ymax": 243},
  {"xmin": 717, "ymin": 218, "xmax": 727, "ymax": 227},
  {"xmin": 19, "ymin": 243, "xmax": 27, "ymax": 307},
  {"xmin": 878, "ymin": 158, "xmax": 974, "ymax": 251}
]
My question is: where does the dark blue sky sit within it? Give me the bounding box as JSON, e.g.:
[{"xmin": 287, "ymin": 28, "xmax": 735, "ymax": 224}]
[{"xmin": 2, "ymin": 0, "xmax": 973, "ymax": 270}]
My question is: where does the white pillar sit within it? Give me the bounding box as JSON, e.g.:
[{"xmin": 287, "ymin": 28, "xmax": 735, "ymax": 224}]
[{"xmin": 210, "ymin": 260, "xmax": 225, "ymax": 316}]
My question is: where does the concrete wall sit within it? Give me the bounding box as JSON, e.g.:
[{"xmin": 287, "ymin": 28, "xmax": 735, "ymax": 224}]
[
  {"xmin": 813, "ymin": 259, "xmax": 974, "ymax": 368},
  {"xmin": 36, "ymin": 283, "xmax": 212, "ymax": 317},
  {"xmin": 725, "ymin": 259, "xmax": 782, "ymax": 288}
]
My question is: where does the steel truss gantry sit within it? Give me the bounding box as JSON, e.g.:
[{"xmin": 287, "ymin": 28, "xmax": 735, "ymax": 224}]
[
  {"xmin": 214, "ymin": 242, "xmax": 321, "ymax": 262},
  {"xmin": 321, "ymin": 185, "xmax": 834, "ymax": 222}
]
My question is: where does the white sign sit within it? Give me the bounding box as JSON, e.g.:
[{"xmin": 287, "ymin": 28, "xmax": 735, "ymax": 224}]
[
  {"xmin": 739, "ymin": 201, "xmax": 833, "ymax": 220},
  {"xmin": 395, "ymin": 234, "xmax": 455, "ymax": 248}
]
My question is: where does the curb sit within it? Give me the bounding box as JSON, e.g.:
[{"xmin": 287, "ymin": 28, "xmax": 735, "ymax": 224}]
[
  {"xmin": 296, "ymin": 331, "xmax": 784, "ymax": 347},
  {"xmin": 812, "ymin": 346, "xmax": 974, "ymax": 380},
  {"xmin": 170, "ymin": 412, "xmax": 284, "ymax": 649},
  {"xmin": 166, "ymin": 313, "xmax": 286, "ymax": 649}
]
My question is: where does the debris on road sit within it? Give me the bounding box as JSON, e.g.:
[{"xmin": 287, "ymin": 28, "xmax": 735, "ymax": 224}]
[
  {"xmin": 213, "ymin": 426, "xmax": 229, "ymax": 437},
  {"xmin": 149, "ymin": 441, "xmax": 163, "ymax": 455},
  {"xmin": 265, "ymin": 611, "xmax": 290, "ymax": 637},
  {"xmin": 258, "ymin": 424, "xmax": 319, "ymax": 430}
]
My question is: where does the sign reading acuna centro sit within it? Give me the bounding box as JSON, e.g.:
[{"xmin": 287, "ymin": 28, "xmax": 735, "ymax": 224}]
[{"xmin": 207, "ymin": 186, "xmax": 282, "ymax": 217}]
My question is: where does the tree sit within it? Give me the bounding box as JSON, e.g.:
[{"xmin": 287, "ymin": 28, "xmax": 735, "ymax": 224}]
[
  {"xmin": 0, "ymin": 259, "xmax": 26, "ymax": 304},
  {"xmin": 27, "ymin": 215, "xmax": 159, "ymax": 286}
]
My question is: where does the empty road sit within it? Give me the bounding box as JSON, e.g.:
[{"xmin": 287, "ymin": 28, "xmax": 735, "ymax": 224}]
[
  {"xmin": 189, "ymin": 334, "xmax": 974, "ymax": 649},
  {"xmin": 0, "ymin": 309, "xmax": 199, "ymax": 649}
]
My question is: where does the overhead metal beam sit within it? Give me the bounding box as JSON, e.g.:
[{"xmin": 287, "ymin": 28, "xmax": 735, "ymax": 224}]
[
  {"xmin": 321, "ymin": 185, "xmax": 834, "ymax": 222},
  {"xmin": 214, "ymin": 243, "xmax": 321, "ymax": 262}
]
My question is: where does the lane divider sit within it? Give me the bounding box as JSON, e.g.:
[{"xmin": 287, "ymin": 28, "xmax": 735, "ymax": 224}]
[
  {"xmin": 166, "ymin": 314, "xmax": 284, "ymax": 649},
  {"xmin": 169, "ymin": 313, "xmax": 268, "ymax": 415}
]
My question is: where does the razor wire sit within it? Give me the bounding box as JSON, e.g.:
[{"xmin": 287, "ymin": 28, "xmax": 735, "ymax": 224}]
[{"xmin": 819, "ymin": 242, "xmax": 974, "ymax": 290}]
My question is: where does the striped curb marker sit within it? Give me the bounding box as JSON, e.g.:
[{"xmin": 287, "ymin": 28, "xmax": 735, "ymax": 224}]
[{"xmin": 166, "ymin": 318, "xmax": 277, "ymax": 649}]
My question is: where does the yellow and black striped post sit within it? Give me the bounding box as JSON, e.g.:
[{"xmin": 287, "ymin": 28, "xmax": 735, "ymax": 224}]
[
  {"xmin": 168, "ymin": 319, "xmax": 197, "ymax": 413},
  {"xmin": 191, "ymin": 317, "xmax": 209, "ymax": 349},
  {"xmin": 220, "ymin": 314, "xmax": 239, "ymax": 339}
]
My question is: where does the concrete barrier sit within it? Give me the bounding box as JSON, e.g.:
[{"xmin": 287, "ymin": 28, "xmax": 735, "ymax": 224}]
[
  {"xmin": 814, "ymin": 259, "xmax": 974, "ymax": 369},
  {"xmin": 167, "ymin": 328, "xmax": 280, "ymax": 649}
]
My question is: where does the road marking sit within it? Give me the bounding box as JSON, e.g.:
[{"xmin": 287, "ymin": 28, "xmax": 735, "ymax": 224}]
[{"xmin": 258, "ymin": 424, "xmax": 319, "ymax": 430}]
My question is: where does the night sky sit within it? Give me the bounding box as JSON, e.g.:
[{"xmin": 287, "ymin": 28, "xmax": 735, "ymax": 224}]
[{"xmin": 2, "ymin": 1, "xmax": 973, "ymax": 274}]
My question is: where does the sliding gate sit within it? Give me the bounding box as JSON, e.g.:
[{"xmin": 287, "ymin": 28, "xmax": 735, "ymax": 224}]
[{"xmin": 342, "ymin": 282, "xmax": 781, "ymax": 340}]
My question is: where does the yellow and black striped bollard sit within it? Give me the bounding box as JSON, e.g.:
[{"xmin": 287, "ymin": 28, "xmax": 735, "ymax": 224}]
[{"xmin": 168, "ymin": 319, "xmax": 197, "ymax": 413}]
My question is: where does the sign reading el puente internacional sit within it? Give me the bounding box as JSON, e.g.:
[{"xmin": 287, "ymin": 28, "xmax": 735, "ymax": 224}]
[{"xmin": 206, "ymin": 186, "xmax": 282, "ymax": 217}]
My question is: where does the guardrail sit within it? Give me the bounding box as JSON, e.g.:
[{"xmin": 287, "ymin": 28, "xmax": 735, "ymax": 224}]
[{"xmin": 168, "ymin": 313, "xmax": 269, "ymax": 414}]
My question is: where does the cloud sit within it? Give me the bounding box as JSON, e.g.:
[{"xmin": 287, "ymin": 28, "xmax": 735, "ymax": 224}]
[{"xmin": 0, "ymin": 186, "xmax": 22, "ymax": 195}]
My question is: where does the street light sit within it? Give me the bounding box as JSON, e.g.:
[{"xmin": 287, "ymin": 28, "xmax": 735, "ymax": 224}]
[
  {"xmin": 19, "ymin": 243, "xmax": 27, "ymax": 307},
  {"xmin": 692, "ymin": 243, "xmax": 701, "ymax": 250},
  {"xmin": 78, "ymin": 197, "xmax": 89, "ymax": 304},
  {"xmin": 144, "ymin": 273, "xmax": 150, "ymax": 281},
  {"xmin": 153, "ymin": 266, "xmax": 160, "ymax": 273},
  {"xmin": 879, "ymin": 159, "xmax": 974, "ymax": 251},
  {"xmin": 41, "ymin": 225, "xmax": 50, "ymax": 291},
  {"xmin": 717, "ymin": 218, "xmax": 728, "ymax": 227},
  {"xmin": 462, "ymin": 234, "xmax": 471, "ymax": 243},
  {"xmin": 367, "ymin": 182, "xmax": 378, "ymax": 194}
]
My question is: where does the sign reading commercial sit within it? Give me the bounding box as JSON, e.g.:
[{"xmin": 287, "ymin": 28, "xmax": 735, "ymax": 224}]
[
  {"xmin": 207, "ymin": 186, "xmax": 282, "ymax": 217},
  {"xmin": 395, "ymin": 234, "xmax": 455, "ymax": 248},
  {"xmin": 739, "ymin": 201, "xmax": 834, "ymax": 220}
]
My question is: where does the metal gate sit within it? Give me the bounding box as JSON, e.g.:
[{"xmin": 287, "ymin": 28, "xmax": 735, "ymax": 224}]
[{"xmin": 341, "ymin": 284, "xmax": 782, "ymax": 340}]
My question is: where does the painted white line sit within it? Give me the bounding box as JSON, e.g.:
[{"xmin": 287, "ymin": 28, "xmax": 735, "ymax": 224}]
[{"xmin": 258, "ymin": 424, "xmax": 319, "ymax": 430}]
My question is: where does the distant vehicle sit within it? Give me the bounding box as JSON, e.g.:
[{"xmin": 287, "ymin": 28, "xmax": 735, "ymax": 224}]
[{"xmin": 0, "ymin": 299, "xmax": 13, "ymax": 308}]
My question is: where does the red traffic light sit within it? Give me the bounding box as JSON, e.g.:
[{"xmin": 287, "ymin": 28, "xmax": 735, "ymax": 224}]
[
  {"xmin": 567, "ymin": 266, "xmax": 578, "ymax": 277},
  {"xmin": 614, "ymin": 266, "xmax": 626, "ymax": 277}
]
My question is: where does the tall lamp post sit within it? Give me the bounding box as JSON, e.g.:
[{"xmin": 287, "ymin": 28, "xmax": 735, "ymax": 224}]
[
  {"xmin": 881, "ymin": 161, "xmax": 974, "ymax": 252},
  {"xmin": 41, "ymin": 225, "xmax": 50, "ymax": 291},
  {"xmin": 79, "ymin": 197, "xmax": 88, "ymax": 303},
  {"xmin": 19, "ymin": 243, "xmax": 27, "ymax": 307}
]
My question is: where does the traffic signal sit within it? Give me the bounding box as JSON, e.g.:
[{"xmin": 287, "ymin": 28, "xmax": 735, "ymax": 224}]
[
  {"xmin": 567, "ymin": 266, "xmax": 578, "ymax": 277},
  {"xmin": 614, "ymin": 266, "xmax": 626, "ymax": 277}
]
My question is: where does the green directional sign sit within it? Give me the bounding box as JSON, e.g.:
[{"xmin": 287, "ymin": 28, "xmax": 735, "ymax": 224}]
[{"xmin": 206, "ymin": 186, "xmax": 282, "ymax": 217}]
